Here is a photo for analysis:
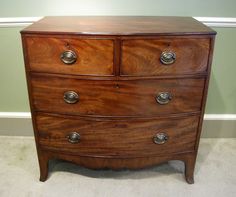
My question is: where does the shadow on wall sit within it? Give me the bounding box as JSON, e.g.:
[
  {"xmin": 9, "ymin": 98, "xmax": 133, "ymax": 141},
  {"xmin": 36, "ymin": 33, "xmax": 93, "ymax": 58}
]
[{"xmin": 0, "ymin": 118, "xmax": 33, "ymax": 136}]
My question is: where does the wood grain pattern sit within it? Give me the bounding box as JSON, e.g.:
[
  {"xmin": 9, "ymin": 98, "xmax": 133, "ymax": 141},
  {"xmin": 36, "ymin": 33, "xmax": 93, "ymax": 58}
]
[
  {"xmin": 31, "ymin": 74, "xmax": 205, "ymax": 117},
  {"xmin": 121, "ymin": 37, "xmax": 210, "ymax": 76},
  {"xmin": 25, "ymin": 36, "xmax": 114, "ymax": 76},
  {"xmin": 38, "ymin": 149, "xmax": 196, "ymax": 183},
  {"xmin": 36, "ymin": 113, "xmax": 199, "ymax": 157},
  {"xmin": 21, "ymin": 16, "xmax": 216, "ymax": 36},
  {"xmin": 20, "ymin": 16, "xmax": 216, "ymax": 183}
]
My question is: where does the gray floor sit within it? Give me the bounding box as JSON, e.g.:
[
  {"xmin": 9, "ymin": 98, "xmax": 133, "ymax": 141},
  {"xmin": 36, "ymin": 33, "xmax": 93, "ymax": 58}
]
[{"xmin": 0, "ymin": 137, "xmax": 235, "ymax": 197}]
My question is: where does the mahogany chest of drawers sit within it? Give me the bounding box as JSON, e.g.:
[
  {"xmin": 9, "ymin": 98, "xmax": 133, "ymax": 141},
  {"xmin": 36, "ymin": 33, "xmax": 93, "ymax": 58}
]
[{"xmin": 21, "ymin": 16, "xmax": 216, "ymax": 183}]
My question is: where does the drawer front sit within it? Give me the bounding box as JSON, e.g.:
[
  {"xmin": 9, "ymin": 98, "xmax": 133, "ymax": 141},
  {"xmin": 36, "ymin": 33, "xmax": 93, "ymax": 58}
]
[
  {"xmin": 31, "ymin": 75, "xmax": 205, "ymax": 117},
  {"xmin": 121, "ymin": 37, "xmax": 210, "ymax": 76},
  {"xmin": 25, "ymin": 36, "xmax": 114, "ymax": 76},
  {"xmin": 36, "ymin": 113, "xmax": 199, "ymax": 157}
]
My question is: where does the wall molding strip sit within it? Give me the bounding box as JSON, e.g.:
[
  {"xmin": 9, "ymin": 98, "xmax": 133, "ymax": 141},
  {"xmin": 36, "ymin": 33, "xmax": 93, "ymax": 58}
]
[
  {"xmin": 204, "ymin": 114, "xmax": 236, "ymax": 120},
  {"xmin": 0, "ymin": 112, "xmax": 31, "ymax": 118},
  {"xmin": 0, "ymin": 17, "xmax": 42, "ymax": 27},
  {"xmin": 0, "ymin": 17, "xmax": 236, "ymax": 28},
  {"xmin": 0, "ymin": 112, "xmax": 235, "ymax": 120},
  {"xmin": 0, "ymin": 112, "xmax": 235, "ymax": 137},
  {"xmin": 194, "ymin": 17, "xmax": 236, "ymax": 27}
]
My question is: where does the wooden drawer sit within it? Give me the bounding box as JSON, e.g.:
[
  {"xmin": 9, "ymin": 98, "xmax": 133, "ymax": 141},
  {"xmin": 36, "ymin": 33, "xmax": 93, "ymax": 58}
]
[
  {"xmin": 31, "ymin": 74, "xmax": 205, "ymax": 117},
  {"xmin": 25, "ymin": 36, "xmax": 114, "ymax": 76},
  {"xmin": 121, "ymin": 37, "xmax": 210, "ymax": 76},
  {"xmin": 37, "ymin": 113, "xmax": 199, "ymax": 157}
]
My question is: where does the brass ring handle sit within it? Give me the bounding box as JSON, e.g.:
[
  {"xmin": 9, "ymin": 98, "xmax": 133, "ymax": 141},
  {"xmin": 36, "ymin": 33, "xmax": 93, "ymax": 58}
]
[
  {"xmin": 156, "ymin": 92, "xmax": 172, "ymax": 105},
  {"xmin": 64, "ymin": 91, "xmax": 79, "ymax": 104},
  {"xmin": 60, "ymin": 50, "xmax": 77, "ymax": 65},
  {"xmin": 160, "ymin": 51, "xmax": 176, "ymax": 65},
  {"xmin": 153, "ymin": 133, "xmax": 168, "ymax": 144},
  {"xmin": 67, "ymin": 132, "xmax": 80, "ymax": 144}
]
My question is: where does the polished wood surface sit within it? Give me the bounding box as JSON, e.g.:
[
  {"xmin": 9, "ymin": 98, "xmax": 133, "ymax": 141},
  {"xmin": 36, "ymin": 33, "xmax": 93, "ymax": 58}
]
[
  {"xmin": 25, "ymin": 35, "xmax": 114, "ymax": 76},
  {"xmin": 31, "ymin": 74, "xmax": 205, "ymax": 117},
  {"xmin": 21, "ymin": 16, "xmax": 216, "ymax": 36},
  {"xmin": 38, "ymin": 150, "xmax": 196, "ymax": 183},
  {"xmin": 121, "ymin": 37, "xmax": 210, "ymax": 76},
  {"xmin": 21, "ymin": 16, "xmax": 216, "ymax": 183},
  {"xmin": 36, "ymin": 113, "xmax": 199, "ymax": 157}
]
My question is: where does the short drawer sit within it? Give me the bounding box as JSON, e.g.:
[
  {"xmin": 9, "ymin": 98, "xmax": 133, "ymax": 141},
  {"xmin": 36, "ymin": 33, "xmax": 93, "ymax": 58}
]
[
  {"xmin": 36, "ymin": 113, "xmax": 199, "ymax": 157},
  {"xmin": 121, "ymin": 37, "xmax": 210, "ymax": 76},
  {"xmin": 31, "ymin": 74, "xmax": 205, "ymax": 117},
  {"xmin": 25, "ymin": 36, "xmax": 114, "ymax": 76}
]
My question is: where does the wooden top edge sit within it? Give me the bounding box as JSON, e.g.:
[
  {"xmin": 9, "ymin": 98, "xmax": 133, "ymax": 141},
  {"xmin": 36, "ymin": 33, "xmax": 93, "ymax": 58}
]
[
  {"xmin": 21, "ymin": 31, "xmax": 216, "ymax": 36},
  {"xmin": 21, "ymin": 16, "xmax": 216, "ymax": 36}
]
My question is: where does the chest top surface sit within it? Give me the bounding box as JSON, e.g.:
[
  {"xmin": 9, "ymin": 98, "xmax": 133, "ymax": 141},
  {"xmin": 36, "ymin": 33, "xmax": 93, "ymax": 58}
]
[{"xmin": 21, "ymin": 16, "xmax": 216, "ymax": 36}]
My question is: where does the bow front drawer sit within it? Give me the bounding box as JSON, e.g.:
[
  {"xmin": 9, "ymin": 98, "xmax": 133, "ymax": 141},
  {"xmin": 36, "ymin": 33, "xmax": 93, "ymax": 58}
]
[
  {"xmin": 31, "ymin": 74, "xmax": 205, "ymax": 117},
  {"xmin": 36, "ymin": 113, "xmax": 199, "ymax": 157},
  {"xmin": 121, "ymin": 37, "xmax": 210, "ymax": 76},
  {"xmin": 24, "ymin": 36, "xmax": 114, "ymax": 76}
]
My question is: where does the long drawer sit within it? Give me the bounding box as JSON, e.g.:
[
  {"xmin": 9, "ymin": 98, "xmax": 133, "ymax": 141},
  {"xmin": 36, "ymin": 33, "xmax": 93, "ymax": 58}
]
[
  {"xmin": 36, "ymin": 113, "xmax": 199, "ymax": 157},
  {"xmin": 121, "ymin": 37, "xmax": 210, "ymax": 76},
  {"xmin": 25, "ymin": 36, "xmax": 114, "ymax": 76},
  {"xmin": 31, "ymin": 74, "xmax": 205, "ymax": 117}
]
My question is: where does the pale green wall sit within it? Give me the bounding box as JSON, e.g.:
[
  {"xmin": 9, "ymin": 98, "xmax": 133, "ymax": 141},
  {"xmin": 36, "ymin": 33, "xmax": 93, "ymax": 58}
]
[
  {"xmin": 0, "ymin": 0, "xmax": 236, "ymax": 113},
  {"xmin": 207, "ymin": 28, "xmax": 236, "ymax": 114},
  {"xmin": 1, "ymin": 0, "xmax": 236, "ymax": 17},
  {"xmin": 0, "ymin": 27, "xmax": 29, "ymax": 112}
]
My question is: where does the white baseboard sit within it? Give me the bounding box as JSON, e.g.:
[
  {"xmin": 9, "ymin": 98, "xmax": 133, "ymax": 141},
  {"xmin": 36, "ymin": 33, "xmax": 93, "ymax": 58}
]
[
  {"xmin": 204, "ymin": 114, "xmax": 236, "ymax": 120},
  {"xmin": 0, "ymin": 112, "xmax": 31, "ymax": 118},
  {"xmin": 0, "ymin": 112, "xmax": 235, "ymax": 137},
  {"xmin": 0, "ymin": 17, "xmax": 236, "ymax": 28},
  {"xmin": 0, "ymin": 112, "xmax": 235, "ymax": 120}
]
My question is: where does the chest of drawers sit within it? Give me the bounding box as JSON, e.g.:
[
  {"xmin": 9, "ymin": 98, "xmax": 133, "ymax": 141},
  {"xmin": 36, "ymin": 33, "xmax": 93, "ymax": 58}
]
[{"xmin": 21, "ymin": 16, "xmax": 216, "ymax": 184}]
